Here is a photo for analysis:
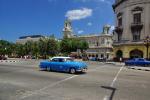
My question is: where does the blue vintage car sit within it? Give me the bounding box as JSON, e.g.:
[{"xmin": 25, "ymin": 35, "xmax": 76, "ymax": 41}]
[
  {"xmin": 125, "ymin": 58, "xmax": 150, "ymax": 66},
  {"xmin": 39, "ymin": 57, "xmax": 88, "ymax": 74}
]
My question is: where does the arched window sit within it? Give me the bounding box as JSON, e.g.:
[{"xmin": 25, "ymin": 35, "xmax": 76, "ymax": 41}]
[
  {"xmin": 130, "ymin": 49, "xmax": 143, "ymax": 59},
  {"xmin": 101, "ymin": 38, "xmax": 105, "ymax": 44},
  {"xmin": 116, "ymin": 50, "xmax": 123, "ymax": 58}
]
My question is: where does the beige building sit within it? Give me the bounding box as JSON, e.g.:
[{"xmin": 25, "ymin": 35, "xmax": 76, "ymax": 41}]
[
  {"xmin": 63, "ymin": 19, "xmax": 113, "ymax": 60},
  {"xmin": 113, "ymin": 0, "xmax": 150, "ymax": 61},
  {"xmin": 16, "ymin": 35, "xmax": 45, "ymax": 44}
]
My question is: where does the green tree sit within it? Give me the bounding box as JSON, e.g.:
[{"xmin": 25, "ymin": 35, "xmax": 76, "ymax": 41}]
[
  {"xmin": 47, "ymin": 38, "xmax": 59, "ymax": 56},
  {"xmin": 78, "ymin": 40, "xmax": 89, "ymax": 53},
  {"xmin": 0, "ymin": 40, "xmax": 14, "ymax": 56},
  {"xmin": 15, "ymin": 44, "xmax": 26, "ymax": 57},
  {"xmin": 38, "ymin": 38, "xmax": 47, "ymax": 59},
  {"xmin": 60, "ymin": 38, "xmax": 89, "ymax": 55},
  {"xmin": 38, "ymin": 37, "xmax": 59, "ymax": 59},
  {"xmin": 24, "ymin": 41, "xmax": 33, "ymax": 55},
  {"xmin": 31, "ymin": 42, "xmax": 39, "ymax": 58},
  {"xmin": 60, "ymin": 39, "xmax": 72, "ymax": 55}
]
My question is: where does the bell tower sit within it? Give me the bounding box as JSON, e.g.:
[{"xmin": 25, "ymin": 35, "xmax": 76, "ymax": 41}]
[
  {"xmin": 102, "ymin": 25, "xmax": 111, "ymax": 34},
  {"xmin": 63, "ymin": 19, "xmax": 73, "ymax": 38}
]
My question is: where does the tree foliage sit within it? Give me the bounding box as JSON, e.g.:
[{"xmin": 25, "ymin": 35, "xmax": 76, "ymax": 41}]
[
  {"xmin": 0, "ymin": 37, "xmax": 89, "ymax": 58},
  {"xmin": 0, "ymin": 40, "xmax": 14, "ymax": 55},
  {"xmin": 60, "ymin": 38, "xmax": 89, "ymax": 55}
]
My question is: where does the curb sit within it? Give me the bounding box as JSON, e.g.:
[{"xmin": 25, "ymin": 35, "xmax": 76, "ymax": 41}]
[
  {"xmin": 127, "ymin": 67, "xmax": 150, "ymax": 71},
  {"xmin": 0, "ymin": 60, "xmax": 17, "ymax": 63},
  {"xmin": 105, "ymin": 62, "xmax": 124, "ymax": 66}
]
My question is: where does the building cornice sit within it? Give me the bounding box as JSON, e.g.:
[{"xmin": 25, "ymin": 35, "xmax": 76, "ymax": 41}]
[
  {"xmin": 112, "ymin": 0, "xmax": 127, "ymax": 10},
  {"xmin": 113, "ymin": 41, "xmax": 144, "ymax": 46}
]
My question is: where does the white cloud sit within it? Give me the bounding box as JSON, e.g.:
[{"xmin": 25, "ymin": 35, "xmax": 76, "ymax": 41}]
[
  {"xmin": 87, "ymin": 22, "xmax": 92, "ymax": 26},
  {"xmin": 99, "ymin": 0, "xmax": 111, "ymax": 4},
  {"xmin": 78, "ymin": 30, "xmax": 84, "ymax": 34},
  {"xmin": 65, "ymin": 8, "xmax": 93, "ymax": 20}
]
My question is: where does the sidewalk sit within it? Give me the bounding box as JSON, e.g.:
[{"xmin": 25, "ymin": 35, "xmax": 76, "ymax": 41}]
[
  {"xmin": 106, "ymin": 62, "xmax": 150, "ymax": 71},
  {"xmin": 105, "ymin": 62, "xmax": 125, "ymax": 66},
  {"xmin": 0, "ymin": 60, "xmax": 17, "ymax": 63}
]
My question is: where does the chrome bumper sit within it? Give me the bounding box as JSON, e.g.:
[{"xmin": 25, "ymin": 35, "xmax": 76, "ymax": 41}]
[{"xmin": 76, "ymin": 68, "xmax": 87, "ymax": 72}]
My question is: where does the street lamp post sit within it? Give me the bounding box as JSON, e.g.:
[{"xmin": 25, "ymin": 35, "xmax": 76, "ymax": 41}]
[{"xmin": 144, "ymin": 36, "xmax": 150, "ymax": 60}]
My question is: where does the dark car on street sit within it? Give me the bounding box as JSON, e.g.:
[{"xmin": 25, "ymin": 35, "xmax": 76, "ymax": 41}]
[{"xmin": 125, "ymin": 58, "xmax": 150, "ymax": 67}]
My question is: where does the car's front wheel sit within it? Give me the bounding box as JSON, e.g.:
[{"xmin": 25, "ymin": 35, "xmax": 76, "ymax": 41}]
[
  {"xmin": 69, "ymin": 68, "xmax": 76, "ymax": 74},
  {"xmin": 144, "ymin": 64, "xmax": 150, "ymax": 67}
]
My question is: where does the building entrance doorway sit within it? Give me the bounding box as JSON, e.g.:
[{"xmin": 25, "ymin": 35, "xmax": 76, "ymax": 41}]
[
  {"xmin": 116, "ymin": 50, "xmax": 123, "ymax": 58},
  {"xmin": 130, "ymin": 49, "xmax": 143, "ymax": 59}
]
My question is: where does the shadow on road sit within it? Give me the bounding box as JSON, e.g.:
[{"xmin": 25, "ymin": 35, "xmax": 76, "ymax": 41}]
[{"xmin": 101, "ymin": 86, "xmax": 116, "ymax": 100}]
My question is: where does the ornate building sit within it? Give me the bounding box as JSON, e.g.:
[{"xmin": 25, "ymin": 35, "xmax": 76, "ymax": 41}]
[
  {"xmin": 113, "ymin": 0, "xmax": 150, "ymax": 61},
  {"xmin": 16, "ymin": 35, "xmax": 45, "ymax": 44},
  {"xmin": 63, "ymin": 19, "xmax": 113, "ymax": 60}
]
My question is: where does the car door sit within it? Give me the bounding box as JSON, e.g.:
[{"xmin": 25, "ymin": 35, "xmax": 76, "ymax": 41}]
[
  {"xmin": 134, "ymin": 59, "xmax": 139, "ymax": 66},
  {"xmin": 57, "ymin": 58, "xmax": 66, "ymax": 71},
  {"xmin": 137, "ymin": 59, "xmax": 144, "ymax": 66},
  {"xmin": 50, "ymin": 58, "xmax": 60, "ymax": 71},
  {"xmin": 130, "ymin": 59, "xmax": 135, "ymax": 65}
]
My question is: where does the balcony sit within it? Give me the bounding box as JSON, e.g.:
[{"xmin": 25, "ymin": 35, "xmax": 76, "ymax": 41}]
[
  {"xmin": 114, "ymin": 26, "xmax": 123, "ymax": 34},
  {"xmin": 131, "ymin": 22, "xmax": 143, "ymax": 30}
]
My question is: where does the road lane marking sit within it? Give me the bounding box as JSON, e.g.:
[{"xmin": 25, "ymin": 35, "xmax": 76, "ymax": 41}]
[
  {"xmin": 110, "ymin": 65, "xmax": 124, "ymax": 87},
  {"xmin": 103, "ymin": 65, "xmax": 124, "ymax": 100},
  {"xmin": 20, "ymin": 75, "xmax": 78, "ymax": 99},
  {"xmin": 20, "ymin": 64, "xmax": 107, "ymax": 99},
  {"xmin": 20, "ymin": 64, "xmax": 109, "ymax": 99},
  {"xmin": 103, "ymin": 96, "xmax": 109, "ymax": 100}
]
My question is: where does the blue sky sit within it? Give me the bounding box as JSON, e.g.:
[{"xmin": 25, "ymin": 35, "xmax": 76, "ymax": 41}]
[{"xmin": 0, "ymin": 0, "xmax": 115, "ymax": 42}]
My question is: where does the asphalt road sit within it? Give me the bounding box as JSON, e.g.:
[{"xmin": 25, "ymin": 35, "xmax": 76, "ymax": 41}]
[{"xmin": 0, "ymin": 60, "xmax": 150, "ymax": 100}]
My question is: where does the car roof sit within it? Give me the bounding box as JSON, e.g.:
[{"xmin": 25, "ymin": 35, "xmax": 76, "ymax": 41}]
[
  {"xmin": 51, "ymin": 57, "xmax": 71, "ymax": 59},
  {"xmin": 134, "ymin": 58, "xmax": 144, "ymax": 59}
]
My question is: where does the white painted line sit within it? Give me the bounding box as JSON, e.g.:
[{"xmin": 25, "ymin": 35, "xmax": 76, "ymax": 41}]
[
  {"xmin": 20, "ymin": 75, "xmax": 78, "ymax": 99},
  {"xmin": 20, "ymin": 64, "xmax": 107, "ymax": 99},
  {"xmin": 103, "ymin": 96, "xmax": 109, "ymax": 100},
  {"xmin": 103, "ymin": 65, "xmax": 124, "ymax": 100},
  {"xmin": 110, "ymin": 65, "xmax": 124, "ymax": 87}
]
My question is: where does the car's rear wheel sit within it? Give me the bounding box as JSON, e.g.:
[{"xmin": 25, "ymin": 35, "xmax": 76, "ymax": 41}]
[
  {"xmin": 69, "ymin": 68, "xmax": 76, "ymax": 74},
  {"xmin": 144, "ymin": 64, "xmax": 149, "ymax": 67},
  {"xmin": 47, "ymin": 66, "xmax": 51, "ymax": 71},
  {"xmin": 125, "ymin": 63, "xmax": 128, "ymax": 66}
]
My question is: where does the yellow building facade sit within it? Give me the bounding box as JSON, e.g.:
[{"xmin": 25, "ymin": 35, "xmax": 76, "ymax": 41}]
[
  {"xmin": 113, "ymin": 0, "xmax": 150, "ymax": 61},
  {"xmin": 113, "ymin": 44, "xmax": 150, "ymax": 61}
]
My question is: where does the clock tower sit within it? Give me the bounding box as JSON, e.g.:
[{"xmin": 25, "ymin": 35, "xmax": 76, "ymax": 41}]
[{"xmin": 63, "ymin": 19, "xmax": 74, "ymax": 38}]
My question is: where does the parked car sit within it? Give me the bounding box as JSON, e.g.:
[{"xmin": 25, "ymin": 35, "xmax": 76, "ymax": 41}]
[
  {"xmin": 39, "ymin": 57, "xmax": 88, "ymax": 74},
  {"xmin": 89, "ymin": 57, "xmax": 98, "ymax": 61},
  {"xmin": 0, "ymin": 55, "xmax": 7, "ymax": 60},
  {"xmin": 125, "ymin": 58, "xmax": 150, "ymax": 66}
]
